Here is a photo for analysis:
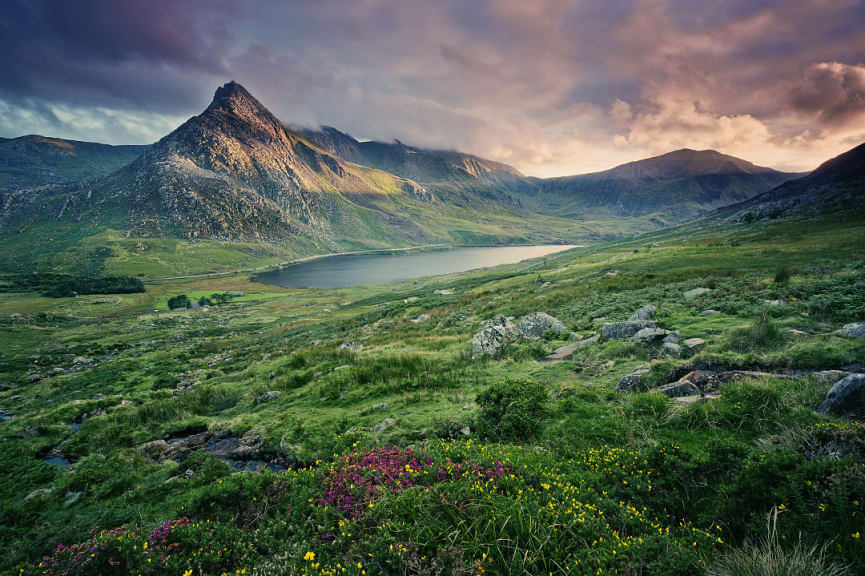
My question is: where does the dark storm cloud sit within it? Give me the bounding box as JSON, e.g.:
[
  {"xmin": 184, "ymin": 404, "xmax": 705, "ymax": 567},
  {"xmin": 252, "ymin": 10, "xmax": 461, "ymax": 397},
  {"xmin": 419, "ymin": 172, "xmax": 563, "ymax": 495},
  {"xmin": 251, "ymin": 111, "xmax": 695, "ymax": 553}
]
[{"xmin": 1, "ymin": 0, "xmax": 864, "ymax": 174}]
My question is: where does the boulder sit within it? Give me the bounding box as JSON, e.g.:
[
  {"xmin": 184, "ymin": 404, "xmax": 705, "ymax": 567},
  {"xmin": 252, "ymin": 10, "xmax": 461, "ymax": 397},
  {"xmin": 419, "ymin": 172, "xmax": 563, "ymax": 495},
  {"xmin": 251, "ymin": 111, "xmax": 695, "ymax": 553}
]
[
  {"xmin": 663, "ymin": 331, "xmax": 680, "ymax": 344},
  {"xmin": 375, "ymin": 418, "xmax": 397, "ymax": 433},
  {"xmin": 661, "ymin": 370, "xmax": 723, "ymax": 398},
  {"xmin": 338, "ymin": 341, "xmax": 363, "ymax": 352},
  {"xmin": 518, "ymin": 312, "xmax": 567, "ymax": 341},
  {"xmin": 633, "ymin": 327, "xmax": 668, "ymax": 343},
  {"xmin": 139, "ymin": 439, "xmax": 169, "ymax": 459},
  {"xmin": 817, "ymin": 374, "xmax": 865, "ymax": 419},
  {"xmin": 256, "ymin": 391, "xmax": 282, "ymax": 403},
  {"xmin": 663, "ymin": 342, "xmax": 682, "ymax": 357},
  {"xmin": 684, "ymin": 288, "xmax": 711, "ymax": 300},
  {"xmin": 616, "ymin": 367, "xmax": 650, "ymax": 393},
  {"xmin": 700, "ymin": 310, "xmax": 720, "ymax": 316},
  {"xmin": 471, "ymin": 315, "xmax": 518, "ymax": 359},
  {"xmin": 659, "ymin": 380, "xmax": 699, "ymax": 398},
  {"xmin": 23, "ymin": 487, "xmax": 54, "ymax": 502},
  {"xmin": 230, "ymin": 430, "xmax": 263, "ymax": 459},
  {"xmin": 628, "ymin": 305, "xmax": 657, "ymax": 322},
  {"xmin": 410, "ymin": 314, "xmax": 430, "ymax": 324},
  {"xmin": 814, "ymin": 370, "xmax": 850, "ymax": 386},
  {"xmin": 682, "ymin": 337, "xmax": 706, "ymax": 350},
  {"xmin": 839, "ymin": 323, "xmax": 865, "ymax": 340},
  {"xmin": 602, "ymin": 320, "xmax": 656, "ymax": 340}
]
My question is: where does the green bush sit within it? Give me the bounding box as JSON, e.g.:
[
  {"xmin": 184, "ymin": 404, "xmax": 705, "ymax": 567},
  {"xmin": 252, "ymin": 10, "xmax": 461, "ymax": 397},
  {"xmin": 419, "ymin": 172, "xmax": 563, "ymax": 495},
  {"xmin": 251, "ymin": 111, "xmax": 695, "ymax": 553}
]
[
  {"xmin": 773, "ymin": 266, "xmax": 791, "ymax": 284},
  {"xmin": 476, "ymin": 380, "xmax": 548, "ymax": 440},
  {"xmin": 167, "ymin": 294, "xmax": 191, "ymax": 309}
]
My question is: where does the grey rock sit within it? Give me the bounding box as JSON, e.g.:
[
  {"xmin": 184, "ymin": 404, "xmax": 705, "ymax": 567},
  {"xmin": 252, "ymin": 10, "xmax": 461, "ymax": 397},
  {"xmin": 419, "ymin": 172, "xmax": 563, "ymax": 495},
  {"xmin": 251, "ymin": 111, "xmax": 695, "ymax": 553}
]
[
  {"xmin": 817, "ymin": 374, "xmax": 865, "ymax": 418},
  {"xmin": 633, "ymin": 327, "xmax": 668, "ymax": 343},
  {"xmin": 434, "ymin": 289, "xmax": 454, "ymax": 295},
  {"xmin": 230, "ymin": 430, "xmax": 263, "ymax": 459},
  {"xmin": 183, "ymin": 468, "xmax": 195, "ymax": 480},
  {"xmin": 616, "ymin": 368, "xmax": 650, "ymax": 393},
  {"xmin": 839, "ymin": 323, "xmax": 865, "ymax": 340},
  {"xmin": 602, "ymin": 320, "xmax": 656, "ymax": 340},
  {"xmin": 814, "ymin": 371, "xmax": 850, "ymax": 386},
  {"xmin": 684, "ymin": 288, "xmax": 711, "ymax": 300},
  {"xmin": 471, "ymin": 315, "xmax": 517, "ymax": 359},
  {"xmin": 663, "ymin": 331, "xmax": 680, "ymax": 344},
  {"xmin": 256, "ymin": 390, "xmax": 282, "ymax": 403},
  {"xmin": 764, "ymin": 299, "xmax": 785, "ymax": 306},
  {"xmin": 373, "ymin": 402, "xmax": 389, "ymax": 410},
  {"xmin": 64, "ymin": 491, "xmax": 82, "ymax": 506},
  {"xmin": 518, "ymin": 312, "xmax": 567, "ymax": 341},
  {"xmin": 459, "ymin": 426, "xmax": 471, "ymax": 436},
  {"xmin": 683, "ymin": 337, "xmax": 706, "ymax": 350},
  {"xmin": 139, "ymin": 439, "xmax": 169, "ymax": 459},
  {"xmin": 700, "ymin": 309, "xmax": 720, "ymax": 316},
  {"xmin": 338, "ymin": 341, "xmax": 363, "ymax": 352},
  {"xmin": 410, "ymin": 314, "xmax": 430, "ymax": 324},
  {"xmin": 658, "ymin": 380, "xmax": 700, "ymax": 398},
  {"xmin": 375, "ymin": 418, "xmax": 397, "ymax": 433},
  {"xmin": 0, "ymin": 409, "xmax": 10, "ymax": 421},
  {"xmin": 663, "ymin": 342, "xmax": 682, "ymax": 356},
  {"xmin": 628, "ymin": 305, "xmax": 657, "ymax": 322},
  {"xmin": 23, "ymin": 487, "xmax": 54, "ymax": 502}
]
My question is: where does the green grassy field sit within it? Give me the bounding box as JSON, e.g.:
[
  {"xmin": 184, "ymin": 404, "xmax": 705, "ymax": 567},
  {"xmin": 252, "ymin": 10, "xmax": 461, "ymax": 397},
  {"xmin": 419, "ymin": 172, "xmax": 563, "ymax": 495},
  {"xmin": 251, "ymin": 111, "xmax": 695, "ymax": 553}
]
[{"xmin": 1, "ymin": 212, "xmax": 864, "ymax": 575}]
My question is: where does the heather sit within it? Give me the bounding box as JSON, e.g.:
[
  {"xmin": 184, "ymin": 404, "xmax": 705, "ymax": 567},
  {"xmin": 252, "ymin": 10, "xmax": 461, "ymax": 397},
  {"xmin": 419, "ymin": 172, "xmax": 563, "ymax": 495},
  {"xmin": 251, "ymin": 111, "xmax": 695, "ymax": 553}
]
[{"xmin": 3, "ymin": 214, "xmax": 865, "ymax": 575}]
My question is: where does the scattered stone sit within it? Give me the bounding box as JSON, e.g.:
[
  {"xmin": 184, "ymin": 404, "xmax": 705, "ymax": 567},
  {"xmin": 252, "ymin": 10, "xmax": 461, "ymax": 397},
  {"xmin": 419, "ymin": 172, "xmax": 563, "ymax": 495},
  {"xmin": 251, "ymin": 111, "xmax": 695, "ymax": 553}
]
[
  {"xmin": 616, "ymin": 367, "xmax": 650, "ymax": 393},
  {"xmin": 23, "ymin": 487, "xmax": 54, "ymax": 502},
  {"xmin": 628, "ymin": 305, "xmax": 657, "ymax": 322},
  {"xmin": 372, "ymin": 402, "xmax": 389, "ymax": 410},
  {"xmin": 256, "ymin": 391, "xmax": 282, "ymax": 403},
  {"xmin": 602, "ymin": 320, "xmax": 657, "ymax": 340},
  {"xmin": 518, "ymin": 312, "xmax": 567, "ymax": 341},
  {"xmin": 764, "ymin": 299, "xmax": 785, "ymax": 306},
  {"xmin": 338, "ymin": 341, "xmax": 363, "ymax": 352},
  {"xmin": 410, "ymin": 314, "xmax": 430, "ymax": 324},
  {"xmin": 375, "ymin": 418, "xmax": 397, "ymax": 433},
  {"xmin": 541, "ymin": 335, "xmax": 599, "ymax": 363},
  {"xmin": 633, "ymin": 327, "xmax": 668, "ymax": 343},
  {"xmin": 684, "ymin": 288, "xmax": 711, "ymax": 300},
  {"xmin": 700, "ymin": 310, "xmax": 720, "ymax": 316},
  {"xmin": 0, "ymin": 409, "xmax": 11, "ymax": 421},
  {"xmin": 459, "ymin": 426, "xmax": 471, "ymax": 436},
  {"xmin": 434, "ymin": 289, "xmax": 454, "ymax": 295},
  {"xmin": 663, "ymin": 332, "xmax": 680, "ymax": 344},
  {"xmin": 815, "ymin": 371, "xmax": 849, "ymax": 386},
  {"xmin": 64, "ymin": 491, "xmax": 82, "ymax": 506},
  {"xmin": 682, "ymin": 338, "xmax": 706, "ymax": 350},
  {"xmin": 139, "ymin": 439, "xmax": 170, "ymax": 459},
  {"xmin": 658, "ymin": 379, "xmax": 700, "ymax": 398},
  {"xmin": 663, "ymin": 342, "xmax": 682, "ymax": 356},
  {"xmin": 675, "ymin": 393, "xmax": 721, "ymax": 406},
  {"xmin": 604, "ymin": 271, "xmax": 619, "ymax": 277},
  {"xmin": 183, "ymin": 468, "xmax": 195, "ymax": 480},
  {"xmin": 817, "ymin": 374, "xmax": 865, "ymax": 419},
  {"xmin": 72, "ymin": 356, "xmax": 93, "ymax": 365},
  {"xmin": 839, "ymin": 323, "xmax": 865, "ymax": 340},
  {"xmin": 471, "ymin": 315, "xmax": 517, "ymax": 359}
]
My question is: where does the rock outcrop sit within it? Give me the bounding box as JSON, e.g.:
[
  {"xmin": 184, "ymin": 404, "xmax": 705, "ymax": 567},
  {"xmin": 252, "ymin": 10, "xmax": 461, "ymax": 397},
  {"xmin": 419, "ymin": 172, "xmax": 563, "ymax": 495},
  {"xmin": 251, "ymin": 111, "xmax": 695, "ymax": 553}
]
[
  {"xmin": 817, "ymin": 374, "xmax": 865, "ymax": 419},
  {"xmin": 518, "ymin": 312, "xmax": 567, "ymax": 341},
  {"xmin": 471, "ymin": 315, "xmax": 518, "ymax": 359}
]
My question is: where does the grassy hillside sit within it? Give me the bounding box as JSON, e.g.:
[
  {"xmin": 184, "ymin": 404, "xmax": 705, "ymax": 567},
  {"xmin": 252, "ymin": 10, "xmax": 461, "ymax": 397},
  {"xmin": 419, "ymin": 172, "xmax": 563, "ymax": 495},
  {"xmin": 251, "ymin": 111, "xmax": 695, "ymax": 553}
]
[
  {"xmin": 0, "ymin": 135, "xmax": 145, "ymax": 189},
  {"xmin": 1, "ymin": 212, "xmax": 864, "ymax": 574}
]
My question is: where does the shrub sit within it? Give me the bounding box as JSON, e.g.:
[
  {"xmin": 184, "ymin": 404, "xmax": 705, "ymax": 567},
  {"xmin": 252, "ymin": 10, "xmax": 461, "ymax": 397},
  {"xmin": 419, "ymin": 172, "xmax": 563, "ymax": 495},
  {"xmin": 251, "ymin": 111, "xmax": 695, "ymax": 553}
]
[
  {"xmin": 707, "ymin": 509, "xmax": 851, "ymax": 576},
  {"xmin": 476, "ymin": 380, "xmax": 548, "ymax": 440},
  {"xmin": 167, "ymin": 294, "xmax": 191, "ymax": 309},
  {"xmin": 773, "ymin": 266, "xmax": 791, "ymax": 284},
  {"xmin": 725, "ymin": 312, "xmax": 785, "ymax": 354}
]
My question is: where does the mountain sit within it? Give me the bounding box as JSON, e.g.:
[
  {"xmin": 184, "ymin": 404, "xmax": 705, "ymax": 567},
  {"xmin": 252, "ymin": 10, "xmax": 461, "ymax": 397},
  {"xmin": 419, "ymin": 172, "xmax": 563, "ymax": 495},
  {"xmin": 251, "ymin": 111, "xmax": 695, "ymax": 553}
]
[
  {"xmin": 719, "ymin": 141, "xmax": 865, "ymax": 222},
  {"xmin": 1, "ymin": 82, "xmax": 439, "ymax": 245},
  {"xmin": 299, "ymin": 126, "xmax": 524, "ymax": 188},
  {"xmin": 0, "ymin": 135, "xmax": 146, "ymax": 189},
  {"xmin": 517, "ymin": 149, "xmax": 796, "ymax": 224}
]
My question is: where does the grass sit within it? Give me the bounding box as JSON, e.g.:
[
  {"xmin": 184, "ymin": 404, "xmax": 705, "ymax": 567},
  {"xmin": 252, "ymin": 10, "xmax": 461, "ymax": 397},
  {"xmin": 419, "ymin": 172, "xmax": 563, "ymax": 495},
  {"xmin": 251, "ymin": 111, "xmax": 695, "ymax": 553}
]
[{"xmin": 1, "ymin": 211, "xmax": 865, "ymax": 574}]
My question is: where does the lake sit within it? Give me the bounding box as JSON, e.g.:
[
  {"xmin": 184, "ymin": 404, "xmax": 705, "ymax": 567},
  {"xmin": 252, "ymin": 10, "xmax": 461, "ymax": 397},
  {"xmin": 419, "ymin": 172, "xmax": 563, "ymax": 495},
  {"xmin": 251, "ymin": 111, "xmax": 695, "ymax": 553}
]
[{"xmin": 256, "ymin": 245, "xmax": 575, "ymax": 289}]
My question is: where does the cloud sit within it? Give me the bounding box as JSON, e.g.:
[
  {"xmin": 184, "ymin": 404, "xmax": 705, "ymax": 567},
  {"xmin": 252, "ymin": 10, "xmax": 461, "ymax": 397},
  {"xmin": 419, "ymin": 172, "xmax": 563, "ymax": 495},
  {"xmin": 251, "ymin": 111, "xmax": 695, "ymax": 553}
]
[
  {"xmin": 0, "ymin": 0, "xmax": 864, "ymax": 174},
  {"xmin": 790, "ymin": 62, "xmax": 865, "ymax": 126}
]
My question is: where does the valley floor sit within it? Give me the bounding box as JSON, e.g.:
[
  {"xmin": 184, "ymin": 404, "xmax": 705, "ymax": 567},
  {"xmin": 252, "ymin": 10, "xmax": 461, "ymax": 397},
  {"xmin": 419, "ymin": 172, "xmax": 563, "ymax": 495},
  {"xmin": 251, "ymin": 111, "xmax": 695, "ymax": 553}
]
[{"xmin": 2, "ymin": 213, "xmax": 865, "ymax": 575}]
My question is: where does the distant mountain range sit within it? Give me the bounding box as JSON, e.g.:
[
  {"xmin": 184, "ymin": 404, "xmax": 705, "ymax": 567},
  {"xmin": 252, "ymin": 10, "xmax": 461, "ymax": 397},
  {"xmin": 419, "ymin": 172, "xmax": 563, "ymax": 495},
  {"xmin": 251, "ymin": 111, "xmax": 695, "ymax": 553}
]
[
  {"xmin": 0, "ymin": 81, "xmax": 861, "ymax": 275},
  {"xmin": 0, "ymin": 135, "xmax": 145, "ymax": 189}
]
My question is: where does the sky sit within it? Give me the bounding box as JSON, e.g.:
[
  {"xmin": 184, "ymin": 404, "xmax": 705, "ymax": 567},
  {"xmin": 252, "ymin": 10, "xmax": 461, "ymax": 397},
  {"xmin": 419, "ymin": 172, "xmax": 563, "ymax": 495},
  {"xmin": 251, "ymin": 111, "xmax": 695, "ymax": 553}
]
[{"xmin": 1, "ymin": 0, "xmax": 864, "ymax": 177}]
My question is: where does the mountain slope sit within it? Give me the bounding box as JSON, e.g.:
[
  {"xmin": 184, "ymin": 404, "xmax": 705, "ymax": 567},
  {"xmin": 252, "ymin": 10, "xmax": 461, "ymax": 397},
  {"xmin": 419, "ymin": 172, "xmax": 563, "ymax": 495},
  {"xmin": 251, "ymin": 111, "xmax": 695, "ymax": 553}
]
[
  {"xmin": 518, "ymin": 149, "xmax": 795, "ymax": 224},
  {"xmin": 0, "ymin": 135, "xmax": 146, "ymax": 189},
  {"xmin": 719, "ymin": 141, "xmax": 865, "ymax": 222},
  {"xmin": 300, "ymin": 126, "xmax": 524, "ymax": 188}
]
